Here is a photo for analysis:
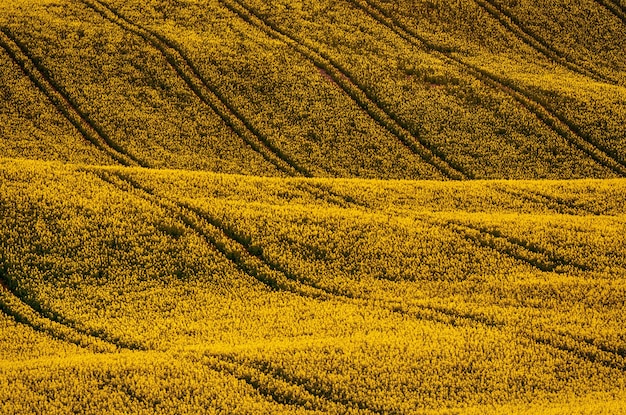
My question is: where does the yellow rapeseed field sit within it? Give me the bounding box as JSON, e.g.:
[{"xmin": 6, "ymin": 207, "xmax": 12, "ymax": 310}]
[
  {"xmin": 1, "ymin": 159, "xmax": 625, "ymax": 413},
  {"xmin": 0, "ymin": 0, "xmax": 625, "ymax": 413}
]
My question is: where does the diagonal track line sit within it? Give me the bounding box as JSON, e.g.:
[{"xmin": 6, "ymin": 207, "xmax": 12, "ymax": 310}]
[
  {"xmin": 594, "ymin": 0, "xmax": 626, "ymax": 24},
  {"xmin": 293, "ymin": 181, "xmax": 365, "ymax": 209},
  {"xmin": 207, "ymin": 354, "xmax": 386, "ymax": 414},
  {"xmin": 0, "ymin": 263, "xmax": 139, "ymax": 352},
  {"xmin": 365, "ymin": 212, "xmax": 586, "ymax": 277},
  {"xmin": 88, "ymin": 169, "xmax": 333, "ymax": 299},
  {"xmin": 293, "ymin": 185, "xmax": 626, "ymax": 371},
  {"xmin": 0, "ymin": 287, "xmax": 113, "ymax": 353},
  {"xmin": 220, "ymin": 0, "xmax": 470, "ymax": 180},
  {"xmin": 86, "ymin": 170, "xmax": 489, "ymax": 325},
  {"xmin": 79, "ymin": 0, "xmax": 309, "ymax": 177},
  {"xmin": 531, "ymin": 330, "xmax": 626, "ymax": 372},
  {"xmin": 0, "ymin": 28, "xmax": 146, "ymax": 167},
  {"xmin": 492, "ymin": 185, "xmax": 603, "ymax": 216},
  {"xmin": 433, "ymin": 218, "xmax": 590, "ymax": 273}
]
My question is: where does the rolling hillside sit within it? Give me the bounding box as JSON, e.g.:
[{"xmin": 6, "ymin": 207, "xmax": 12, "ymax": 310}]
[
  {"xmin": 1, "ymin": 0, "xmax": 625, "ymax": 414},
  {"xmin": 1, "ymin": 0, "xmax": 626, "ymax": 179}
]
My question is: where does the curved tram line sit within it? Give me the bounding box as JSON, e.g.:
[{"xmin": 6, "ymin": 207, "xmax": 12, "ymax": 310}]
[
  {"xmin": 0, "ymin": 264, "xmax": 142, "ymax": 353},
  {"xmin": 593, "ymin": 0, "xmax": 626, "ymax": 24},
  {"xmin": 0, "ymin": 28, "xmax": 147, "ymax": 168}
]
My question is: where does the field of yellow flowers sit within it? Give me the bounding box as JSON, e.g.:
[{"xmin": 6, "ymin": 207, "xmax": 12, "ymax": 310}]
[
  {"xmin": 1, "ymin": 159, "xmax": 625, "ymax": 414},
  {"xmin": 1, "ymin": 0, "xmax": 625, "ymax": 413}
]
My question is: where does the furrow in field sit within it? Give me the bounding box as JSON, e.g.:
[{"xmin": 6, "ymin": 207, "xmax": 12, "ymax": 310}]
[
  {"xmin": 203, "ymin": 354, "xmax": 381, "ymax": 414},
  {"xmin": 0, "ymin": 289, "xmax": 108, "ymax": 353},
  {"xmin": 84, "ymin": 169, "xmax": 624, "ymax": 374},
  {"xmin": 294, "ymin": 182, "xmax": 366, "ymax": 209},
  {"xmin": 89, "ymin": 169, "xmax": 334, "ymax": 299},
  {"xmin": 472, "ymin": 0, "xmax": 618, "ymax": 84},
  {"xmin": 492, "ymin": 185, "xmax": 600, "ymax": 216},
  {"xmin": 179, "ymin": 188, "xmax": 621, "ymax": 373},
  {"xmin": 408, "ymin": 295, "xmax": 626, "ymax": 372},
  {"xmin": 96, "ymin": 375, "xmax": 163, "ymax": 409},
  {"xmin": 163, "ymin": 211, "xmax": 337, "ymax": 297},
  {"xmin": 0, "ymin": 266, "xmax": 127, "ymax": 353},
  {"xmin": 593, "ymin": 0, "xmax": 626, "ymax": 24},
  {"xmin": 304, "ymin": 186, "xmax": 625, "ymax": 371},
  {"xmin": 79, "ymin": 0, "xmax": 308, "ymax": 177},
  {"xmin": 349, "ymin": 0, "xmax": 626, "ymax": 177},
  {"xmin": 221, "ymin": 0, "xmax": 469, "ymax": 180},
  {"xmin": 394, "ymin": 298, "xmax": 626, "ymax": 373},
  {"xmin": 205, "ymin": 357, "xmax": 318, "ymax": 411},
  {"xmin": 176, "ymin": 199, "xmax": 356, "ymax": 296},
  {"xmin": 530, "ymin": 331, "xmax": 626, "ymax": 372},
  {"xmin": 85, "ymin": 170, "xmax": 499, "ymax": 333},
  {"xmin": 429, "ymin": 217, "xmax": 558, "ymax": 273},
  {"xmin": 0, "ymin": 28, "xmax": 145, "ymax": 167},
  {"xmin": 575, "ymin": 334, "xmax": 626, "ymax": 360},
  {"xmin": 439, "ymin": 218, "xmax": 589, "ymax": 273},
  {"xmin": 171, "ymin": 176, "xmax": 618, "ymax": 371},
  {"xmin": 391, "ymin": 301, "xmax": 501, "ymax": 328}
]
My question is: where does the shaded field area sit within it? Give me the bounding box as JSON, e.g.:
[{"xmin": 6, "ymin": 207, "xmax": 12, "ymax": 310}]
[
  {"xmin": 0, "ymin": 0, "xmax": 625, "ymax": 180},
  {"xmin": 1, "ymin": 159, "xmax": 625, "ymax": 414}
]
